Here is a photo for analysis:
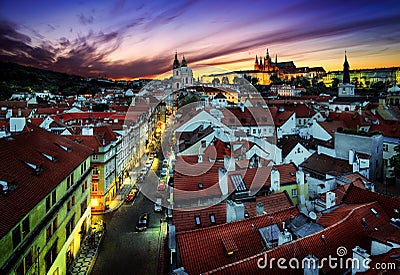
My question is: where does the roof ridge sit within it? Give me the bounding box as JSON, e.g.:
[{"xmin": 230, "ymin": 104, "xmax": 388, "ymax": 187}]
[{"xmin": 176, "ymin": 205, "xmax": 298, "ymax": 236}]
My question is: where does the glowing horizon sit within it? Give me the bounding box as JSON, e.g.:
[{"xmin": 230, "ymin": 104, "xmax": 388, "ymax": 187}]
[{"xmin": 1, "ymin": 0, "xmax": 399, "ymax": 80}]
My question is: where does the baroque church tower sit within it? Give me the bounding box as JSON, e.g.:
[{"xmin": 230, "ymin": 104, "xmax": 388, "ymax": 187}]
[{"xmin": 173, "ymin": 52, "xmax": 194, "ymax": 90}]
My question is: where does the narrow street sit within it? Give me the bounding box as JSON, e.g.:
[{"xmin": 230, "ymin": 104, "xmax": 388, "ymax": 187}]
[{"xmin": 91, "ymin": 158, "xmax": 165, "ymax": 275}]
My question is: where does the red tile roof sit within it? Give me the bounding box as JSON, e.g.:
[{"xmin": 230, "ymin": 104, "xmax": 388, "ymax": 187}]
[
  {"xmin": 269, "ymin": 107, "xmax": 295, "ymax": 127},
  {"xmin": 369, "ymin": 222, "xmax": 400, "ymax": 244},
  {"xmin": 173, "ymin": 192, "xmax": 293, "ymax": 232},
  {"xmin": 206, "ymin": 202, "xmax": 390, "ymax": 274},
  {"xmin": 343, "ymin": 184, "xmax": 400, "ymax": 219},
  {"xmin": 177, "ymin": 206, "xmax": 300, "ymax": 275},
  {"xmin": 221, "ymin": 107, "xmax": 273, "ymax": 127},
  {"xmin": 0, "ymin": 125, "xmax": 93, "ymax": 239},
  {"xmin": 301, "ymin": 152, "xmax": 353, "ymax": 177}
]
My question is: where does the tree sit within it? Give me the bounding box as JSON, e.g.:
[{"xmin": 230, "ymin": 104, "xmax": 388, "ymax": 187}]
[
  {"xmin": 389, "ymin": 145, "xmax": 400, "ymax": 181},
  {"xmin": 351, "ymin": 77, "xmax": 359, "ymax": 88},
  {"xmin": 251, "ymin": 77, "xmax": 259, "ymax": 86},
  {"xmin": 222, "ymin": 76, "xmax": 229, "ymax": 85},
  {"xmin": 212, "ymin": 78, "xmax": 220, "ymax": 86},
  {"xmin": 331, "ymin": 78, "xmax": 340, "ymax": 89},
  {"xmin": 269, "ymin": 74, "xmax": 282, "ymax": 85}
]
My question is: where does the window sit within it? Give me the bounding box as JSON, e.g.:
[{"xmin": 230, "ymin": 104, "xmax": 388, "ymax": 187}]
[
  {"xmin": 82, "ymin": 180, "xmax": 88, "ymax": 193},
  {"xmin": 46, "ymin": 196, "xmax": 51, "ymax": 212},
  {"xmin": 67, "ymin": 196, "xmax": 75, "ymax": 212},
  {"xmin": 45, "ymin": 241, "xmax": 58, "ymax": 272},
  {"xmin": 66, "ymin": 174, "xmax": 74, "ymax": 189},
  {"xmin": 22, "ymin": 217, "xmax": 30, "ymax": 239},
  {"xmin": 12, "ymin": 226, "xmax": 21, "ymax": 249},
  {"xmin": 292, "ymin": 189, "xmax": 298, "ymax": 198},
  {"xmin": 81, "ymin": 198, "xmax": 88, "ymax": 217},
  {"xmin": 15, "ymin": 248, "xmax": 33, "ymax": 275},
  {"xmin": 92, "ymin": 154, "xmax": 99, "ymax": 160},
  {"xmin": 66, "ymin": 216, "xmax": 75, "ymax": 238},
  {"xmin": 195, "ymin": 216, "xmax": 201, "ymax": 226},
  {"xmin": 51, "ymin": 190, "xmax": 56, "ymax": 205},
  {"xmin": 383, "ymin": 144, "xmax": 388, "ymax": 152},
  {"xmin": 210, "ymin": 214, "xmax": 216, "ymax": 224},
  {"xmin": 253, "ymin": 129, "xmax": 256, "ymax": 134},
  {"xmin": 46, "ymin": 218, "xmax": 58, "ymax": 241},
  {"xmin": 92, "ymin": 181, "xmax": 98, "ymax": 192}
]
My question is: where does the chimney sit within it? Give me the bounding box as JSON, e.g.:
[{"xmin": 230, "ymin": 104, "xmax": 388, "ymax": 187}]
[
  {"xmin": 270, "ymin": 168, "xmax": 280, "ymax": 192},
  {"xmin": 6, "ymin": 109, "xmax": 12, "ymax": 119},
  {"xmin": 219, "ymin": 167, "xmax": 228, "ymax": 196},
  {"xmin": 17, "ymin": 108, "xmax": 22, "ymax": 117},
  {"xmin": 352, "ymin": 246, "xmax": 370, "ymax": 274},
  {"xmin": 278, "ymin": 229, "xmax": 292, "ymax": 245},
  {"xmin": 226, "ymin": 200, "xmax": 245, "ymax": 222},
  {"xmin": 303, "ymin": 254, "xmax": 319, "ymax": 275},
  {"xmin": 82, "ymin": 127, "xmax": 93, "ymax": 136},
  {"xmin": 256, "ymin": 202, "xmax": 264, "ymax": 216},
  {"xmin": 296, "ymin": 168, "xmax": 305, "ymax": 185},
  {"xmin": 224, "ymin": 156, "xmax": 235, "ymax": 171},
  {"xmin": 348, "ymin": 149, "xmax": 355, "ymax": 165},
  {"xmin": 325, "ymin": 191, "xmax": 336, "ymax": 209}
]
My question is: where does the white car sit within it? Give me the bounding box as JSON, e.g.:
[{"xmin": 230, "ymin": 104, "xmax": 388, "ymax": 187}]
[
  {"xmin": 154, "ymin": 198, "xmax": 162, "ymax": 212},
  {"xmin": 140, "ymin": 167, "xmax": 148, "ymax": 176}
]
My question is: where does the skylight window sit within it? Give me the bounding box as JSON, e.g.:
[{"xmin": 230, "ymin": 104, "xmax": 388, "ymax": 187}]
[
  {"xmin": 41, "ymin": 153, "xmax": 56, "ymax": 162},
  {"xmin": 370, "ymin": 208, "xmax": 379, "ymax": 217},
  {"xmin": 210, "ymin": 214, "xmax": 216, "ymax": 224},
  {"xmin": 57, "ymin": 143, "xmax": 71, "ymax": 152},
  {"xmin": 198, "ymin": 183, "xmax": 203, "ymax": 189},
  {"xmin": 195, "ymin": 216, "xmax": 201, "ymax": 225}
]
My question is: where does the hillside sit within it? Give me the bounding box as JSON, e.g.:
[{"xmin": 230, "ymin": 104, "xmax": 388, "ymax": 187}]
[{"xmin": 0, "ymin": 62, "xmax": 127, "ymax": 100}]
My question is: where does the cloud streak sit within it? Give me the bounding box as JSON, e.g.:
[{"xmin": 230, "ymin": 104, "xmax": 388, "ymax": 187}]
[{"xmin": 0, "ymin": 0, "xmax": 399, "ymax": 78}]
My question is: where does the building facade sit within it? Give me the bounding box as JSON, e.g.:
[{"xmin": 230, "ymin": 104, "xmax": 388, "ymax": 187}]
[{"xmin": 0, "ymin": 126, "xmax": 92, "ymax": 275}]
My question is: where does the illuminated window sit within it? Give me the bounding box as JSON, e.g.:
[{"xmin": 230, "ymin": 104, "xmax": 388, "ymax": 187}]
[{"xmin": 195, "ymin": 216, "xmax": 201, "ymax": 225}]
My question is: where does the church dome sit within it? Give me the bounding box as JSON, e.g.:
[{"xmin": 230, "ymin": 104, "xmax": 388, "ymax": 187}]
[{"xmin": 388, "ymin": 84, "xmax": 400, "ymax": 93}]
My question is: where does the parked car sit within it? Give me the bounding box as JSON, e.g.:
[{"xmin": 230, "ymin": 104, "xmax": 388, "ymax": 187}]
[
  {"xmin": 157, "ymin": 180, "xmax": 166, "ymax": 191},
  {"xmin": 126, "ymin": 188, "xmax": 138, "ymax": 202},
  {"xmin": 145, "ymin": 160, "xmax": 152, "ymax": 168},
  {"xmin": 135, "ymin": 213, "xmax": 149, "ymax": 231},
  {"xmin": 139, "ymin": 167, "xmax": 148, "ymax": 176},
  {"xmin": 154, "ymin": 198, "xmax": 162, "ymax": 212},
  {"xmin": 160, "ymin": 167, "xmax": 167, "ymax": 177}
]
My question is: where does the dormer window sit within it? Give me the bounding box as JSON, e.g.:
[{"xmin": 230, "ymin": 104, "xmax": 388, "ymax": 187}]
[{"xmin": 198, "ymin": 183, "xmax": 203, "ymax": 189}]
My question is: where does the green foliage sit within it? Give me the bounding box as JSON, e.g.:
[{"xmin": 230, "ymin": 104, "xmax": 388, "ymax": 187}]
[
  {"xmin": 342, "ymin": 128, "xmax": 383, "ymax": 137},
  {"xmin": 389, "ymin": 145, "xmax": 400, "ymax": 179}
]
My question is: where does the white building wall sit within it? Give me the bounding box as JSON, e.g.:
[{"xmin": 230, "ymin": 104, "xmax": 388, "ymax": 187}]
[
  {"xmin": 284, "ymin": 143, "xmax": 312, "ymax": 166},
  {"xmin": 276, "ymin": 113, "xmax": 296, "ymax": 139}
]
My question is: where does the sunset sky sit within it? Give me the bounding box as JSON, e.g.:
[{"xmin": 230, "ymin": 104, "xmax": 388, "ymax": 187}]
[{"xmin": 1, "ymin": 0, "xmax": 399, "ymax": 79}]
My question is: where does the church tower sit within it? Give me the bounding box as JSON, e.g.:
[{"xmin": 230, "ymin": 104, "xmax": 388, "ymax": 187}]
[
  {"xmin": 338, "ymin": 50, "xmax": 355, "ymax": 97},
  {"xmin": 172, "ymin": 52, "xmax": 193, "ymax": 90},
  {"xmin": 173, "ymin": 52, "xmax": 180, "ymax": 70},
  {"xmin": 343, "ymin": 50, "xmax": 350, "ymax": 84}
]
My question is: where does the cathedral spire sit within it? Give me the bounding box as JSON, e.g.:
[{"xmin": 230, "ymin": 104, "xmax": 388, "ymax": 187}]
[
  {"xmin": 173, "ymin": 51, "xmax": 180, "ymax": 69},
  {"xmin": 275, "ymin": 54, "xmax": 278, "ymax": 66},
  {"xmin": 181, "ymin": 54, "xmax": 187, "ymax": 67},
  {"xmin": 343, "ymin": 50, "xmax": 350, "ymax": 84},
  {"xmin": 266, "ymin": 48, "xmax": 270, "ymax": 60}
]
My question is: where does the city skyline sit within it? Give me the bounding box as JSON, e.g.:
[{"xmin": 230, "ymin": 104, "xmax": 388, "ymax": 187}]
[{"xmin": 1, "ymin": 0, "xmax": 400, "ymax": 80}]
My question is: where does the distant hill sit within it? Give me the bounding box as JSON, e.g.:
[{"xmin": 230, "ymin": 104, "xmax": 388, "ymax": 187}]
[{"xmin": 0, "ymin": 62, "xmax": 127, "ymax": 100}]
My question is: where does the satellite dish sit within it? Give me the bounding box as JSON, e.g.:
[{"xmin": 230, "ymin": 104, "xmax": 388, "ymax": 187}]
[{"xmin": 309, "ymin": 211, "xmax": 317, "ymax": 221}]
